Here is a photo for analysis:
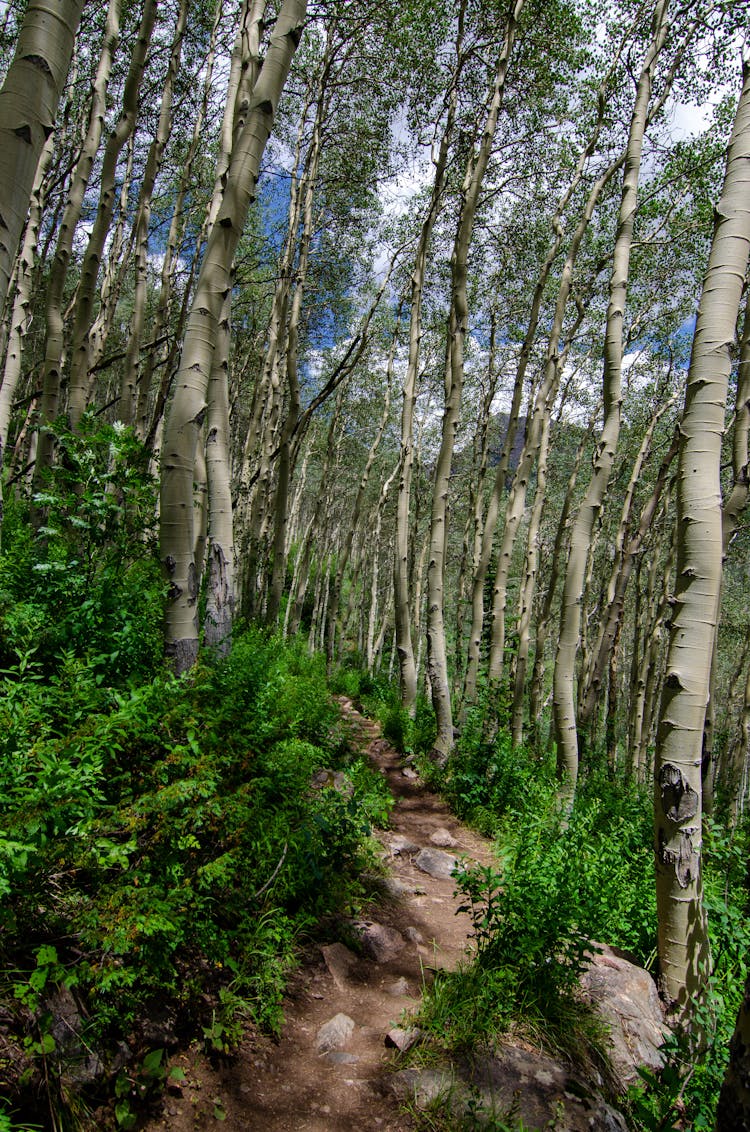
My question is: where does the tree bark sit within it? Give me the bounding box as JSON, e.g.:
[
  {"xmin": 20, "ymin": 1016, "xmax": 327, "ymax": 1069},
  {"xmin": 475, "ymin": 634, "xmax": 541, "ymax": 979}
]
[
  {"xmin": 654, "ymin": 58, "xmax": 750, "ymax": 1017},
  {"xmin": 426, "ymin": 0, "xmax": 525, "ymax": 763},
  {"xmin": 160, "ymin": 0, "xmax": 308, "ymax": 672},
  {"xmin": 553, "ymin": 0, "xmax": 670, "ymax": 803},
  {"xmin": 0, "ymin": 0, "xmax": 84, "ymax": 313}
]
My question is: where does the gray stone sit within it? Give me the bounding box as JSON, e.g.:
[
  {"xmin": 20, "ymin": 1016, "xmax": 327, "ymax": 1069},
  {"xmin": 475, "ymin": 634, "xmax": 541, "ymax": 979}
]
[
  {"xmin": 405, "ymin": 926, "xmax": 424, "ymax": 944},
  {"xmin": 353, "ymin": 920, "xmax": 406, "ymax": 963},
  {"xmin": 430, "ymin": 828, "xmax": 459, "ymax": 849},
  {"xmin": 391, "ymin": 1067, "xmax": 456, "ymax": 1108},
  {"xmin": 386, "ymin": 977, "xmax": 411, "ymax": 997},
  {"xmin": 321, "ymin": 942, "xmax": 358, "ymax": 990},
  {"xmin": 47, "ymin": 987, "xmax": 104, "ymax": 1086},
  {"xmin": 392, "ymin": 1049, "xmax": 628, "ymax": 1131},
  {"xmin": 470, "ymin": 1046, "xmax": 629, "ymax": 1131},
  {"xmin": 387, "ymin": 834, "xmax": 419, "ymax": 856},
  {"xmin": 316, "ymin": 1013, "xmax": 355, "ymax": 1053},
  {"xmin": 414, "ymin": 847, "xmax": 457, "ymax": 880},
  {"xmin": 580, "ymin": 943, "xmax": 670, "ymax": 1090},
  {"xmin": 402, "ymin": 767, "xmax": 418, "ymax": 780},
  {"xmin": 325, "ymin": 1051, "xmax": 360, "ymax": 1065},
  {"xmin": 385, "ymin": 1027, "xmax": 423, "ymax": 1052}
]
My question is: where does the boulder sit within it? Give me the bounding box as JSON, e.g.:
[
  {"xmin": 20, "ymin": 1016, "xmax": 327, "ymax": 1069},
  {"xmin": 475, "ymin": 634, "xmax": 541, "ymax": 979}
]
[
  {"xmin": 430, "ymin": 828, "xmax": 459, "ymax": 849},
  {"xmin": 414, "ymin": 847, "xmax": 457, "ymax": 880},
  {"xmin": 316, "ymin": 1013, "xmax": 355, "ymax": 1053},
  {"xmin": 385, "ymin": 1027, "xmax": 423, "ymax": 1053},
  {"xmin": 387, "ymin": 834, "xmax": 419, "ymax": 856},
  {"xmin": 352, "ymin": 921, "xmax": 405, "ymax": 963},
  {"xmin": 580, "ymin": 943, "xmax": 670, "ymax": 1090},
  {"xmin": 321, "ymin": 942, "xmax": 358, "ymax": 990},
  {"xmin": 392, "ymin": 1047, "xmax": 628, "ymax": 1131}
]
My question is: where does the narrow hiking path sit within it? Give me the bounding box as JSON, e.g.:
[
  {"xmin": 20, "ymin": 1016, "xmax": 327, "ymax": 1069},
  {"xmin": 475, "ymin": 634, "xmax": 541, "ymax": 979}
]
[{"xmin": 146, "ymin": 698, "xmax": 495, "ymax": 1131}]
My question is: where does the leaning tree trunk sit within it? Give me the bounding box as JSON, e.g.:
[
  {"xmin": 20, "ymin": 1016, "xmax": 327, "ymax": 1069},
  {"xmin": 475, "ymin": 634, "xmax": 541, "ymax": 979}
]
[
  {"xmin": 0, "ymin": 0, "xmax": 84, "ymax": 313},
  {"xmin": 160, "ymin": 0, "xmax": 308, "ymax": 673},
  {"xmin": 654, "ymin": 58, "xmax": 750, "ymax": 1020}
]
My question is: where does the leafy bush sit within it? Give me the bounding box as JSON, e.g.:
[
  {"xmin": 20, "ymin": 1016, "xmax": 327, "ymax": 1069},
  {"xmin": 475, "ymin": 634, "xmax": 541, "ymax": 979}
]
[
  {"xmin": 0, "ymin": 415, "xmax": 163, "ymax": 683},
  {"xmin": 0, "ymin": 628, "xmax": 391, "ymax": 1126}
]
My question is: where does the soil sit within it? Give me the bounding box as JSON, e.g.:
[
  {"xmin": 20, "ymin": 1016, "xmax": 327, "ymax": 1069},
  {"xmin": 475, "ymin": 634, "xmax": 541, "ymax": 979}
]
[{"xmin": 144, "ymin": 698, "xmax": 495, "ymax": 1131}]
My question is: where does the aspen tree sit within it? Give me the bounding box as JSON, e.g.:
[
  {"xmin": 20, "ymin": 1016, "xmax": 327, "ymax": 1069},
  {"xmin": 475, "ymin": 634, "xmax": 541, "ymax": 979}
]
[
  {"xmin": 529, "ymin": 404, "xmax": 599, "ymax": 747},
  {"xmin": 579, "ymin": 399, "xmax": 679, "ymax": 734},
  {"xmin": 394, "ymin": 3, "xmax": 465, "ymax": 715},
  {"xmin": 0, "ymin": 135, "xmax": 53, "ymax": 461},
  {"xmin": 326, "ymin": 330, "xmax": 396, "ymax": 665},
  {"xmin": 553, "ymin": 0, "xmax": 670, "ymax": 800},
  {"xmin": 204, "ymin": 0, "xmax": 267, "ymax": 654},
  {"xmin": 31, "ymin": 0, "xmax": 121, "ymax": 481},
  {"xmin": 0, "ymin": 0, "xmax": 84, "ymax": 314},
  {"xmin": 462, "ymin": 13, "xmax": 642, "ymax": 708},
  {"xmin": 654, "ymin": 57, "xmax": 750, "ymax": 1017},
  {"xmin": 66, "ymin": 0, "xmax": 158, "ymax": 427},
  {"xmin": 426, "ymin": 0, "xmax": 525, "ymax": 763},
  {"xmin": 119, "ymin": 0, "xmax": 189, "ymax": 427},
  {"xmin": 160, "ymin": 0, "xmax": 307, "ymax": 671}
]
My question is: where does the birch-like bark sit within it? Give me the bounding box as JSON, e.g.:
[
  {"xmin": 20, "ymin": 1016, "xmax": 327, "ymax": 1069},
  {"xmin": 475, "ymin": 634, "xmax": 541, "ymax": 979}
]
[
  {"xmin": 580, "ymin": 404, "xmax": 679, "ymax": 733},
  {"xmin": 267, "ymin": 58, "xmax": 330, "ymax": 625},
  {"xmin": 203, "ymin": 0, "xmax": 266, "ymax": 651},
  {"xmin": 120, "ymin": 0, "xmax": 188, "ymax": 426},
  {"xmin": 33, "ymin": 0, "xmax": 121, "ymax": 480},
  {"xmin": 135, "ymin": 0, "xmax": 226, "ymax": 443},
  {"xmin": 0, "ymin": 134, "xmax": 53, "ymax": 459},
  {"xmin": 426, "ymin": 0, "xmax": 525, "ymax": 763},
  {"xmin": 394, "ymin": 4, "xmax": 463, "ymax": 715},
  {"xmin": 654, "ymin": 59, "xmax": 750, "ymax": 1016},
  {"xmin": 553, "ymin": 0, "xmax": 670, "ymax": 800},
  {"xmin": 67, "ymin": 0, "xmax": 157, "ymax": 427},
  {"xmin": 0, "ymin": 0, "xmax": 84, "ymax": 313},
  {"xmin": 326, "ymin": 337, "xmax": 394, "ymax": 664},
  {"xmin": 160, "ymin": 0, "xmax": 307, "ymax": 672},
  {"xmin": 463, "ymin": 38, "xmax": 630, "ymax": 708},
  {"xmin": 528, "ymin": 404, "xmax": 599, "ymax": 746}
]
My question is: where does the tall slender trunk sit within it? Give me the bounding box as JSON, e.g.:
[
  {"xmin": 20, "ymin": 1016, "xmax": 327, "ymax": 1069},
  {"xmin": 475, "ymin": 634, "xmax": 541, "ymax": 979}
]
[
  {"xmin": 34, "ymin": 0, "xmax": 121, "ymax": 481},
  {"xmin": 67, "ymin": 0, "xmax": 158, "ymax": 427},
  {"xmin": 394, "ymin": 7, "xmax": 464, "ymax": 714},
  {"xmin": 326, "ymin": 331, "xmax": 395, "ymax": 665},
  {"xmin": 120, "ymin": 0, "xmax": 188, "ymax": 425},
  {"xmin": 553, "ymin": 0, "xmax": 670, "ymax": 802},
  {"xmin": 160, "ymin": 0, "xmax": 307, "ymax": 672},
  {"xmin": 426, "ymin": 0, "xmax": 525, "ymax": 763},
  {"xmin": 0, "ymin": 0, "xmax": 85, "ymax": 312},
  {"xmin": 528, "ymin": 403, "xmax": 599, "ymax": 747},
  {"xmin": 0, "ymin": 133, "xmax": 53, "ymax": 459},
  {"xmin": 654, "ymin": 59, "xmax": 750, "ymax": 1018}
]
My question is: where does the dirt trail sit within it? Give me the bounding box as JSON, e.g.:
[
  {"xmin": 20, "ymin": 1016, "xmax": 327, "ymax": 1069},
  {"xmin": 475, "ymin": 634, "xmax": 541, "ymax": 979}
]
[{"xmin": 147, "ymin": 698, "xmax": 495, "ymax": 1131}]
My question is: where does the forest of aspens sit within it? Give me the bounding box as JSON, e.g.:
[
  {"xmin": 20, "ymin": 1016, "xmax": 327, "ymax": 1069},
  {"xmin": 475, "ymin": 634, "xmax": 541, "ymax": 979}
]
[{"xmin": 1, "ymin": 0, "xmax": 750, "ymax": 1128}]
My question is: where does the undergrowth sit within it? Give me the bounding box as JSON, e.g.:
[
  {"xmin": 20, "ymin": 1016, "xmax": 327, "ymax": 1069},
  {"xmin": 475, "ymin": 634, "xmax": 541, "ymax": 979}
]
[
  {"xmin": 389, "ymin": 696, "xmax": 750, "ymax": 1129},
  {"xmin": 0, "ymin": 425, "xmax": 393, "ymax": 1129}
]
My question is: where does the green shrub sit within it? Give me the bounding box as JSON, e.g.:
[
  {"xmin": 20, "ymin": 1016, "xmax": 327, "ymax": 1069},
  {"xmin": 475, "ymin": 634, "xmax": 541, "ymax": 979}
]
[
  {"xmin": 0, "ymin": 627, "xmax": 392, "ymax": 1125},
  {"xmin": 0, "ymin": 416, "xmax": 163, "ymax": 683}
]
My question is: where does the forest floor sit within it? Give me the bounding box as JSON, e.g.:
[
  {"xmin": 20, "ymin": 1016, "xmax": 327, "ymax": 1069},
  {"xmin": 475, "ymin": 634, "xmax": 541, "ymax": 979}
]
[{"xmin": 143, "ymin": 697, "xmax": 495, "ymax": 1132}]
